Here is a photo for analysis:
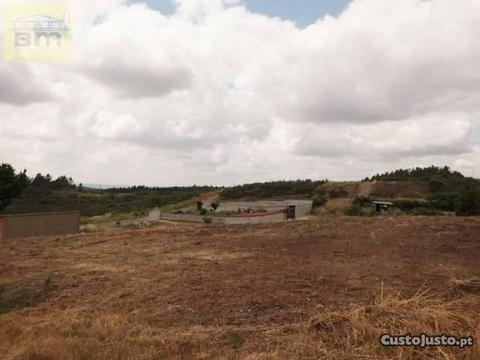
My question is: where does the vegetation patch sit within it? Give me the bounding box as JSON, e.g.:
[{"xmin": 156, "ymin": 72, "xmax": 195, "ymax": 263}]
[
  {"xmin": 221, "ymin": 180, "xmax": 325, "ymax": 200},
  {"xmin": 0, "ymin": 274, "xmax": 54, "ymax": 315}
]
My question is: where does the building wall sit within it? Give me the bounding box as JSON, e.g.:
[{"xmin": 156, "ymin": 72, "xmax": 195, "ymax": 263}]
[
  {"xmin": 293, "ymin": 201, "xmax": 314, "ymax": 218},
  {"xmin": 0, "ymin": 212, "xmax": 80, "ymax": 240}
]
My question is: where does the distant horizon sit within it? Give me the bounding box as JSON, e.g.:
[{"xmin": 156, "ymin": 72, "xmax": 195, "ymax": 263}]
[{"xmin": 68, "ymin": 166, "xmax": 479, "ymax": 189}]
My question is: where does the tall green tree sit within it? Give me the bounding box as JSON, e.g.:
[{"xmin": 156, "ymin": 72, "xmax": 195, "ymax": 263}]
[{"xmin": 0, "ymin": 164, "xmax": 30, "ymax": 211}]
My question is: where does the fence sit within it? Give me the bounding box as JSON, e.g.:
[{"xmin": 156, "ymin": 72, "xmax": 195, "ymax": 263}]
[{"xmin": 0, "ymin": 212, "xmax": 80, "ymax": 240}]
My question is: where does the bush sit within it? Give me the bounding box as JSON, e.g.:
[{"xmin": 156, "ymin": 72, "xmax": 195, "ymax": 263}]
[
  {"xmin": 221, "ymin": 180, "xmax": 326, "ymax": 200},
  {"xmin": 429, "ymin": 192, "xmax": 457, "ymax": 212},
  {"xmin": 454, "ymin": 185, "xmax": 480, "ymax": 216},
  {"xmin": 344, "ymin": 206, "xmax": 373, "ymax": 217},
  {"xmin": 352, "ymin": 196, "xmax": 371, "ymax": 207},
  {"xmin": 203, "ymin": 217, "xmax": 213, "ymax": 224},
  {"xmin": 428, "ymin": 176, "xmax": 447, "ymax": 193},
  {"xmin": 199, "ymin": 208, "xmax": 207, "ymax": 216},
  {"xmin": 329, "ymin": 187, "xmax": 349, "ymax": 199},
  {"xmin": 312, "ymin": 195, "xmax": 327, "ymax": 208},
  {"xmin": 393, "ymin": 200, "xmax": 426, "ymax": 212}
]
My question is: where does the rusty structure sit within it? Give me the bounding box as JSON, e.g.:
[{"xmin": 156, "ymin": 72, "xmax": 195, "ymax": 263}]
[{"xmin": 0, "ymin": 212, "xmax": 80, "ymax": 240}]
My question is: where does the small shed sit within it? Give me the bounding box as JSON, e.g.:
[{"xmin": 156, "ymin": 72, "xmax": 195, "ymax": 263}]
[
  {"xmin": 287, "ymin": 205, "xmax": 296, "ymax": 219},
  {"xmin": 372, "ymin": 201, "xmax": 394, "ymax": 214}
]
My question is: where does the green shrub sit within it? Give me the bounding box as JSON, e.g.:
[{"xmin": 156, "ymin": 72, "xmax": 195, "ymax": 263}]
[
  {"xmin": 312, "ymin": 195, "xmax": 327, "ymax": 208},
  {"xmin": 429, "ymin": 192, "xmax": 457, "ymax": 212},
  {"xmin": 203, "ymin": 217, "xmax": 213, "ymax": 224},
  {"xmin": 221, "ymin": 180, "xmax": 326, "ymax": 200},
  {"xmin": 344, "ymin": 206, "xmax": 373, "ymax": 217},
  {"xmin": 428, "ymin": 176, "xmax": 447, "ymax": 193},
  {"xmin": 352, "ymin": 196, "xmax": 371, "ymax": 207},
  {"xmin": 393, "ymin": 200, "xmax": 426, "ymax": 212},
  {"xmin": 454, "ymin": 185, "xmax": 480, "ymax": 216}
]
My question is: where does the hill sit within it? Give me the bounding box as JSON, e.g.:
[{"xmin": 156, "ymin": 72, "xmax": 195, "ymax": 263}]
[{"xmin": 2, "ymin": 165, "xmax": 480, "ymax": 218}]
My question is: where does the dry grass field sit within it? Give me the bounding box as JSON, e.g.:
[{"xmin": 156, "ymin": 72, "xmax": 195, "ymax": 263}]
[{"xmin": 0, "ymin": 216, "xmax": 479, "ymax": 359}]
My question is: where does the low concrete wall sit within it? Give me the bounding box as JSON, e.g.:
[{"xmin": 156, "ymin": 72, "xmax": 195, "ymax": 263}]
[
  {"xmin": 0, "ymin": 212, "xmax": 80, "ymax": 240},
  {"xmin": 158, "ymin": 213, "xmax": 224, "ymax": 224},
  {"xmin": 224, "ymin": 212, "xmax": 285, "ymax": 225}
]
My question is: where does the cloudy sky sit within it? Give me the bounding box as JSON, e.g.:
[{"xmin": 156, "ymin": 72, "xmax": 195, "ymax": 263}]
[{"xmin": 0, "ymin": 0, "xmax": 479, "ymax": 186}]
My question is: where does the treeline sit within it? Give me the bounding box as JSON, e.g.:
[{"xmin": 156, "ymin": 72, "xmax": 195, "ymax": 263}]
[
  {"xmin": 6, "ymin": 188, "xmax": 210, "ymax": 217},
  {"xmin": 0, "ymin": 164, "xmax": 30, "ymax": 211},
  {"xmin": 221, "ymin": 180, "xmax": 326, "ymax": 200},
  {"xmin": 0, "ymin": 165, "xmax": 75, "ymax": 212},
  {"xmin": 105, "ymin": 185, "xmax": 216, "ymax": 194},
  {"xmin": 363, "ymin": 166, "xmax": 464, "ymax": 182},
  {"xmin": 0, "ymin": 163, "xmax": 216, "ymax": 216}
]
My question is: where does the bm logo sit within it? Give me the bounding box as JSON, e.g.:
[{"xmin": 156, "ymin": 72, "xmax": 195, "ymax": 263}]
[{"xmin": 4, "ymin": 4, "xmax": 72, "ymax": 62}]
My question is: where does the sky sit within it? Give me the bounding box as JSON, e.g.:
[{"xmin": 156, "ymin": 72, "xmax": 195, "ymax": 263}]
[
  {"xmin": 1, "ymin": 0, "xmax": 480, "ymax": 186},
  {"xmin": 137, "ymin": 0, "xmax": 352, "ymax": 27}
]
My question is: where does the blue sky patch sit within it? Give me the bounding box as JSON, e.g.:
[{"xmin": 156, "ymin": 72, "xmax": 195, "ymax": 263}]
[{"xmin": 131, "ymin": 0, "xmax": 352, "ymax": 26}]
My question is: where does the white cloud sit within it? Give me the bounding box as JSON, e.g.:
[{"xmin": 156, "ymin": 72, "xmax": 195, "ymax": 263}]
[{"xmin": 0, "ymin": 0, "xmax": 479, "ymax": 185}]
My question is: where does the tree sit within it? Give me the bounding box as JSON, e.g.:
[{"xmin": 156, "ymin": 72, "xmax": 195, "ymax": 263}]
[
  {"xmin": 197, "ymin": 201, "xmax": 204, "ymax": 211},
  {"xmin": 51, "ymin": 175, "xmax": 75, "ymax": 190},
  {"xmin": 0, "ymin": 164, "xmax": 30, "ymax": 211},
  {"xmin": 31, "ymin": 173, "xmax": 52, "ymax": 187}
]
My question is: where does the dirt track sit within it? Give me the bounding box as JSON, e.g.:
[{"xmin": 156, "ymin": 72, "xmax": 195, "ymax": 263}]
[{"xmin": 0, "ymin": 216, "xmax": 479, "ymax": 359}]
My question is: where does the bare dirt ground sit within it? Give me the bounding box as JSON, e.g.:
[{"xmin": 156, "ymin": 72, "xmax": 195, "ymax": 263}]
[{"xmin": 0, "ymin": 216, "xmax": 479, "ymax": 359}]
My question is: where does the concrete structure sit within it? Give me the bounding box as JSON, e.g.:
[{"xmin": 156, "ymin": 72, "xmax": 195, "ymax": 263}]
[
  {"xmin": 146, "ymin": 200, "xmax": 312, "ymax": 226},
  {"xmin": 217, "ymin": 200, "xmax": 313, "ymax": 219},
  {"xmin": 372, "ymin": 201, "xmax": 394, "ymax": 214},
  {"xmin": 148, "ymin": 209, "xmax": 161, "ymax": 221},
  {"xmin": 0, "ymin": 212, "xmax": 80, "ymax": 240}
]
